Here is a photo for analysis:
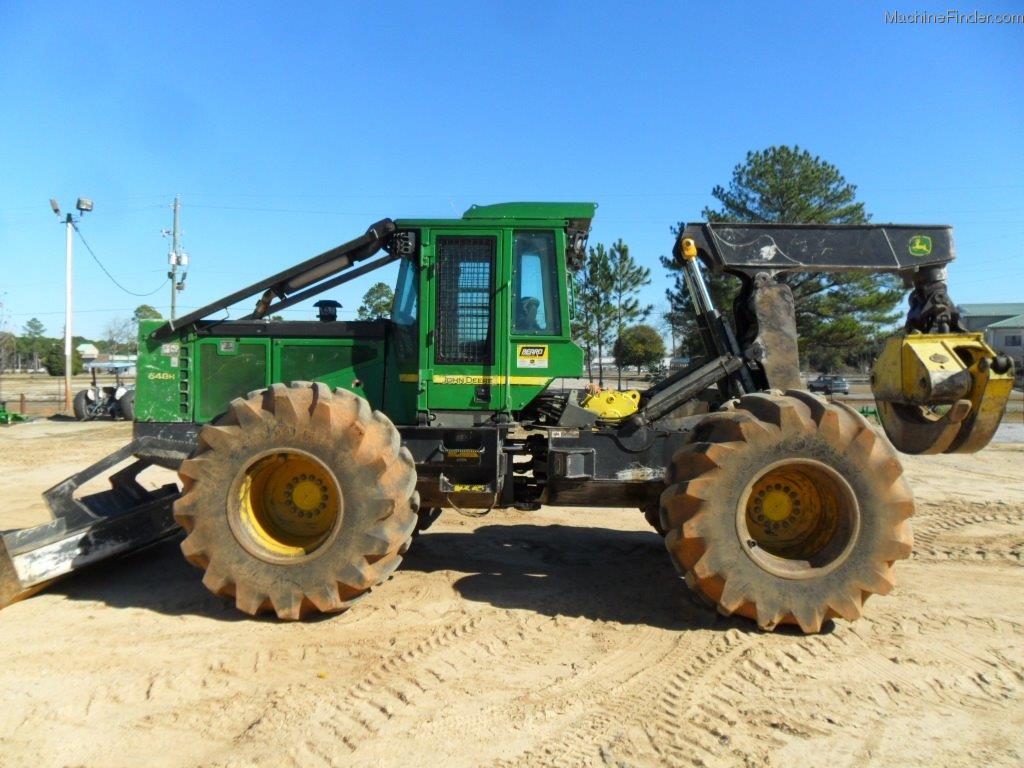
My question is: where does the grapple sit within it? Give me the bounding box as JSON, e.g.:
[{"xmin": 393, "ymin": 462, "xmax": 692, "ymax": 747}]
[{"xmin": 872, "ymin": 333, "xmax": 1014, "ymax": 454}]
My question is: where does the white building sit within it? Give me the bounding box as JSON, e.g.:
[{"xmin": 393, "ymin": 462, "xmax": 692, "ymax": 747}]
[
  {"xmin": 958, "ymin": 303, "xmax": 1024, "ymax": 383},
  {"xmin": 76, "ymin": 343, "xmax": 99, "ymax": 362},
  {"xmin": 985, "ymin": 313, "xmax": 1023, "ymax": 373}
]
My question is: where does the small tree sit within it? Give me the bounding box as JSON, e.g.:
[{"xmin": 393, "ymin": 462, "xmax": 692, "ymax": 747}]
[
  {"xmin": 21, "ymin": 317, "xmax": 46, "ymax": 372},
  {"xmin": 614, "ymin": 324, "xmax": 666, "ymax": 375},
  {"xmin": 0, "ymin": 331, "xmax": 15, "ymax": 374},
  {"xmin": 357, "ymin": 282, "xmax": 395, "ymax": 320},
  {"xmin": 104, "ymin": 318, "xmax": 136, "ymax": 355},
  {"xmin": 43, "ymin": 341, "xmax": 84, "ymax": 376}
]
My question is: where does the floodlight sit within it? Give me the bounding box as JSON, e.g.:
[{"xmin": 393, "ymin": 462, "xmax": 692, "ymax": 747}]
[
  {"xmin": 49, "ymin": 198, "xmax": 61, "ymax": 216},
  {"xmin": 76, "ymin": 197, "xmax": 93, "ymax": 213}
]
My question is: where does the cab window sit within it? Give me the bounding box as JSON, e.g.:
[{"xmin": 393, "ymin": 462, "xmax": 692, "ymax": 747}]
[
  {"xmin": 512, "ymin": 231, "xmax": 561, "ymax": 335},
  {"xmin": 391, "ymin": 258, "xmax": 418, "ymax": 326}
]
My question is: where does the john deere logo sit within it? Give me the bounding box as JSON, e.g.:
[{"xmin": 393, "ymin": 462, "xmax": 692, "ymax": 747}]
[{"xmin": 908, "ymin": 235, "xmax": 932, "ymax": 257}]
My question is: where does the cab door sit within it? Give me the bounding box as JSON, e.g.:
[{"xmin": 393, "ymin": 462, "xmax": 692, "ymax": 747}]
[{"xmin": 422, "ymin": 230, "xmax": 507, "ymax": 413}]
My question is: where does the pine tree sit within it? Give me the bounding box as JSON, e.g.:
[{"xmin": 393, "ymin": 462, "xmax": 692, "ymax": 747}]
[
  {"xmin": 572, "ymin": 244, "xmax": 615, "ymax": 386},
  {"xmin": 608, "ymin": 239, "xmax": 652, "ymax": 387},
  {"xmin": 21, "ymin": 317, "xmax": 46, "ymax": 372}
]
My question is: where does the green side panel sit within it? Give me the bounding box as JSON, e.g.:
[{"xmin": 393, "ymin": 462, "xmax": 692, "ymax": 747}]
[
  {"xmin": 135, "ymin": 319, "xmax": 187, "ymax": 422},
  {"xmin": 382, "ymin": 332, "xmax": 419, "ymax": 426},
  {"xmin": 273, "ymin": 339, "xmax": 385, "ymax": 410},
  {"xmin": 505, "ymin": 340, "xmax": 585, "ymax": 411},
  {"xmin": 195, "ymin": 340, "xmax": 270, "ymax": 422}
]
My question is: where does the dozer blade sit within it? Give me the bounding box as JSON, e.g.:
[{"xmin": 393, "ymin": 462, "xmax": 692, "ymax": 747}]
[
  {"xmin": 872, "ymin": 333, "xmax": 1015, "ymax": 455},
  {"xmin": 0, "ymin": 438, "xmax": 181, "ymax": 610}
]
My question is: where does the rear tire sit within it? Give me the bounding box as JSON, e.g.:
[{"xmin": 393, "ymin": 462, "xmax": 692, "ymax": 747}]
[
  {"xmin": 660, "ymin": 390, "xmax": 914, "ymax": 633},
  {"xmin": 119, "ymin": 390, "xmax": 135, "ymax": 421},
  {"xmin": 72, "ymin": 390, "xmax": 91, "ymax": 420},
  {"xmin": 174, "ymin": 382, "xmax": 419, "ymax": 619}
]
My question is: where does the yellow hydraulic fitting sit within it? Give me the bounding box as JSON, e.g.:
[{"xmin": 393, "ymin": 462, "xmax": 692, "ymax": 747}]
[{"xmin": 680, "ymin": 237, "xmax": 698, "ymax": 260}]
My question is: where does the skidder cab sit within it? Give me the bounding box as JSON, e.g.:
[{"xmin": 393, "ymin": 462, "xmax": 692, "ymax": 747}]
[{"xmin": 0, "ymin": 203, "xmax": 1012, "ymax": 634}]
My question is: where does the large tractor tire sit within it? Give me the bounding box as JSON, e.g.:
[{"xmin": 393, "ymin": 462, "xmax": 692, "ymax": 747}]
[
  {"xmin": 119, "ymin": 390, "xmax": 135, "ymax": 421},
  {"xmin": 173, "ymin": 382, "xmax": 419, "ymax": 619},
  {"xmin": 72, "ymin": 389, "xmax": 91, "ymax": 421},
  {"xmin": 660, "ymin": 390, "xmax": 914, "ymax": 633}
]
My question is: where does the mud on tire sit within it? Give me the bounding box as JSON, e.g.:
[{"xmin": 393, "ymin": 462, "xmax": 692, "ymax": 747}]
[
  {"xmin": 173, "ymin": 382, "xmax": 419, "ymax": 619},
  {"xmin": 660, "ymin": 390, "xmax": 914, "ymax": 633}
]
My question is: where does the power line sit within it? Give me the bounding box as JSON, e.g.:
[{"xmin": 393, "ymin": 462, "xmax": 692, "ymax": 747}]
[{"xmin": 72, "ymin": 223, "xmax": 168, "ymax": 297}]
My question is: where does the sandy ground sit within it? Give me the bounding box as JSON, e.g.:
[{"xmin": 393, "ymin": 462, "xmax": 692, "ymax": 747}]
[{"xmin": 0, "ymin": 420, "xmax": 1022, "ymax": 768}]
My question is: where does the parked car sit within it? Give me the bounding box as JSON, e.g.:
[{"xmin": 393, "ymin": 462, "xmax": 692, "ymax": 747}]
[
  {"xmin": 808, "ymin": 374, "xmax": 850, "ymax": 395},
  {"xmin": 73, "ymin": 362, "xmax": 135, "ymax": 421}
]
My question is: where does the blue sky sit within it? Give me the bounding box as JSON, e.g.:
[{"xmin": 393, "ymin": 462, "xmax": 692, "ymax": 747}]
[{"xmin": 0, "ymin": 1, "xmax": 1021, "ymax": 340}]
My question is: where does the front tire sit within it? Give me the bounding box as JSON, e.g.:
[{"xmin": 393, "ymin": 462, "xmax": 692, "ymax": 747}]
[
  {"xmin": 72, "ymin": 390, "xmax": 91, "ymax": 420},
  {"xmin": 173, "ymin": 382, "xmax": 419, "ymax": 619},
  {"xmin": 660, "ymin": 390, "xmax": 914, "ymax": 633}
]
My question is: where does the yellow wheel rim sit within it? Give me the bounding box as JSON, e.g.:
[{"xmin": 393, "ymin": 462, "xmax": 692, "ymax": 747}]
[
  {"xmin": 230, "ymin": 449, "xmax": 342, "ymax": 562},
  {"xmin": 741, "ymin": 459, "xmax": 858, "ymax": 575}
]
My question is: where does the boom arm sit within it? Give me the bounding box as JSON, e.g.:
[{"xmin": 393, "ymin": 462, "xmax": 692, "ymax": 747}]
[
  {"xmin": 150, "ymin": 218, "xmax": 401, "ymax": 340},
  {"xmin": 681, "ymin": 222, "xmax": 966, "ymax": 336},
  {"xmin": 682, "ymin": 222, "xmax": 955, "ymax": 273}
]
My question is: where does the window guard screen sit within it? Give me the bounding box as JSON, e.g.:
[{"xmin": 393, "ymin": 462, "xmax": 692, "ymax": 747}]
[{"xmin": 435, "ymin": 236, "xmax": 495, "ymax": 365}]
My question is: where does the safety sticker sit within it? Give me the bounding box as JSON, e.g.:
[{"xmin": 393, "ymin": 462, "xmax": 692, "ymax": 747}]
[{"xmin": 517, "ymin": 344, "xmax": 549, "ymax": 369}]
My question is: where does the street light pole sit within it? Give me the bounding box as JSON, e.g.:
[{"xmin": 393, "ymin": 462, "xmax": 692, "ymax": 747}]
[{"xmin": 64, "ymin": 212, "xmax": 73, "ymax": 413}]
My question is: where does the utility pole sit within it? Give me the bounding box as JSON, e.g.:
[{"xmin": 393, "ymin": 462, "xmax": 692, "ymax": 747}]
[
  {"xmin": 50, "ymin": 197, "xmax": 92, "ymax": 413},
  {"xmin": 63, "ymin": 211, "xmax": 73, "ymax": 412},
  {"xmin": 164, "ymin": 195, "xmax": 188, "ymax": 320}
]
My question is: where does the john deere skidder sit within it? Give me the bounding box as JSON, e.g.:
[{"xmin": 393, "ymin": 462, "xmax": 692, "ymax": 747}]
[{"xmin": 0, "ymin": 203, "xmax": 1014, "ymax": 632}]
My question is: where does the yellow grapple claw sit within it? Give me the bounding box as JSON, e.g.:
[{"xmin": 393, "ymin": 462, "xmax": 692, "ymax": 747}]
[{"xmin": 872, "ymin": 333, "xmax": 1014, "ymax": 455}]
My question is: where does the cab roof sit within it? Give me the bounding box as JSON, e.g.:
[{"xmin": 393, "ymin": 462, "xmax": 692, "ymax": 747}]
[{"xmin": 461, "ymin": 202, "xmax": 596, "ymax": 221}]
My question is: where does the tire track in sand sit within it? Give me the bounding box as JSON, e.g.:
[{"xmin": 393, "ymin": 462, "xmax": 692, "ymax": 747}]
[
  {"xmin": 494, "ymin": 499, "xmax": 1024, "ymax": 768},
  {"xmin": 230, "ymin": 608, "xmax": 568, "ymax": 767},
  {"xmin": 911, "ymin": 500, "xmax": 1024, "ymax": 564}
]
